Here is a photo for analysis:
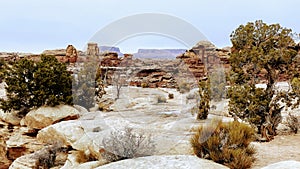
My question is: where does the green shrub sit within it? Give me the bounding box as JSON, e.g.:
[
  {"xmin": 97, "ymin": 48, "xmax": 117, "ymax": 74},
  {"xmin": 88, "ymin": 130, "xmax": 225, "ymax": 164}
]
[
  {"xmin": 141, "ymin": 82, "xmax": 149, "ymax": 88},
  {"xmin": 0, "ymin": 56, "xmax": 73, "ymax": 116},
  {"xmin": 178, "ymin": 81, "xmax": 191, "ymax": 93},
  {"xmin": 168, "ymin": 93, "xmax": 174, "ymax": 99},
  {"xmin": 191, "ymin": 120, "xmax": 256, "ymax": 169},
  {"xmin": 157, "ymin": 95, "xmax": 167, "ymax": 103},
  {"xmin": 195, "ymin": 78, "xmax": 211, "ymax": 120},
  {"xmin": 101, "ymin": 127, "xmax": 156, "ymax": 162},
  {"xmin": 285, "ymin": 113, "xmax": 299, "ymax": 134}
]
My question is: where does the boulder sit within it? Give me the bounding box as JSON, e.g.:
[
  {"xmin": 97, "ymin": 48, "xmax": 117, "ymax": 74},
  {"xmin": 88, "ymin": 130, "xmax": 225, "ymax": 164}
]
[
  {"xmin": 60, "ymin": 151, "xmax": 88, "ymax": 168},
  {"xmin": 0, "ymin": 110, "xmax": 22, "ymax": 126},
  {"xmin": 0, "ymin": 109, "xmax": 22, "ymax": 126},
  {"xmin": 37, "ymin": 118, "xmax": 110, "ymax": 159},
  {"xmin": 98, "ymin": 98, "xmax": 114, "ymax": 112},
  {"xmin": 95, "ymin": 155, "xmax": 229, "ymax": 169},
  {"xmin": 6, "ymin": 129, "xmax": 44, "ymax": 161},
  {"xmin": 23, "ymin": 105, "xmax": 80, "ymax": 129},
  {"xmin": 6, "ymin": 134, "xmax": 29, "ymax": 160},
  {"xmin": 73, "ymin": 105, "xmax": 89, "ymax": 114},
  {"xmin": 72, "ymin": 132, "xmax": 110, "ymax": 159},
  {"xmin": 8, "ymin": 153, "xmax": 38, "ymax": 169},
  {"xmin": 9, "ymin": 145, "xmax": 61, "ymax": 169},
  {"xmin": 37, "ymin": 120, "xmax": 85, "ymax": 146},
  {"xmin": 261, "ymin": 160, "xmax": 300, "ymax": 169}
]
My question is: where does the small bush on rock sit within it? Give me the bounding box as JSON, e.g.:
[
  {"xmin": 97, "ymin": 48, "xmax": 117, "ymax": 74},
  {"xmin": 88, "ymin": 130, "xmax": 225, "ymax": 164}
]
[
  {"xmin": 157, "ymin": 95, "xmax": 167, "ymax": 103},
  {"xmin": 101, "ymin": 127, "xmax": 156, "ymax": 162},
  {"xmin": 34, "ymin": 143, "xmax": 62, "ymax": 169},
  {"xmin": 285, "ymin": 113, "xmax": 299, "ymax": 134},
  {"xmin": 168, "ymin": 93, "xmax": 174, "ymax": 99},
  {"xmin": 191, "ymin": 120, "xmax": 256, "ymax": 169},
  {"xmin": 141, "ymin": 82, "xmax": 149, "ymax": 88},
  {"xmin": 178, "ymin": 81, "xmax": 191, "ymax": 93}
]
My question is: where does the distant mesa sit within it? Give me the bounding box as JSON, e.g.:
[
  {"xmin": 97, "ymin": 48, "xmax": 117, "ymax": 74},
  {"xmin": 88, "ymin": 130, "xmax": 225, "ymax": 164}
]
[
  {"xmin": 99, "ymin": 46, "xmax": 123, "ymax": 56},
  {"xmin": 88, "ymin": 44, "xmax": 187, "ymax": 59},
  {"xmin": 133, "ymin": 49, "xmax": 187, "ymax": 59}
]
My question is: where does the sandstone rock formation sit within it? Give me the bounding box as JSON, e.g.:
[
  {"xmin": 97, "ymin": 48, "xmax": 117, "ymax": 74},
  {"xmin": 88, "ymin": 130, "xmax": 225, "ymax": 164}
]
[
  {"xmin": 37, "ymin": 117, "xmax": 110, "ymax": 159},
  {"xmin": 8, "ymin": 153, "xmax": 38, "ymax": 169},
  {"xmin": 87, "ymin": 43, "xmax": 100, "ymax": 56},
  {"xmin": 176, "ymin": 40, "xmax": 230, "ymax": 80},
  {"xmin": 41, "ymin": 45, "xmax": 78, "ymax": 63},
  {"xmin": 22, "ymin": 105, "xmax": 80, "ymax": 129},
  {"xmin": 100, "ymin": 52, "xmax": 121, "ymax": 67},
  {"xmin": 0, "ymin": 110, "xmax": 22, "ymax": 126},
  {"xmin": 96, "ymin": 40, "xmax": 231, "ymax": 89},
  {"xmin": 65, "ymin": 45, "xmax": 78, "ymax": 63},
  {"xmin": 0, "ymin": 137, "xmax": 11, "ymax": 169},
  {"xmin": 95, "ymin": 155, "xmax": 229, "ymax": 169},
  {"xmin": 0, "ymin": 53, "xmax": 20, "ymax": 63},
  {"xmin": 9, "ymin": 145, "xmax": 64, "ymax": 169}
]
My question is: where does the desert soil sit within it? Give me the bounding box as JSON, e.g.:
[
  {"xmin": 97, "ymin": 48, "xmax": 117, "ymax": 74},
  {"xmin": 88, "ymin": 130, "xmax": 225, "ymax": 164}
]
[{"xmin": 252, "ymin": 133, "xmax": 300, "ymax": 168}]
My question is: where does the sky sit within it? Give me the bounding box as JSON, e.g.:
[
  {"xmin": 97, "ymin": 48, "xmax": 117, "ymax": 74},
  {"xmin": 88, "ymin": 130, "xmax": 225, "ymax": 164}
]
[{"xmin": 0, "ymin": 0, "xmax": 300, "ymax": 53}]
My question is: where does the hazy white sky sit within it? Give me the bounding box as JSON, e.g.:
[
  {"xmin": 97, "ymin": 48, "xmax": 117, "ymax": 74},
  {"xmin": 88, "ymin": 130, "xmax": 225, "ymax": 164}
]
[{"xmin": 1, "ymin": 0, "xmax": 299, "ymax": 53}]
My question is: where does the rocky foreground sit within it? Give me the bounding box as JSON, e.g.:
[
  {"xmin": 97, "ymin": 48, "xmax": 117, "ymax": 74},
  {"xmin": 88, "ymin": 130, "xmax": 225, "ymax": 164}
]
[{"xmin": 0, "ymin": 85, "xmax": 299, "ymax": 168}]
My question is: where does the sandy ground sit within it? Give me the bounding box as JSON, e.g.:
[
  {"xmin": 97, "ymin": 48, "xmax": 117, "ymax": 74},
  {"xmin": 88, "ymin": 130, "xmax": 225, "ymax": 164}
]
[{"xmin": 252, "ymin": 133, "xmax": 300, "ymax": 168}]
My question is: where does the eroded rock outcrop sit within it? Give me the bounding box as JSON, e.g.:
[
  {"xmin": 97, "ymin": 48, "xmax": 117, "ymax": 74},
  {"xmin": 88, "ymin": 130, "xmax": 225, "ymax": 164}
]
[
  {"xmin": 8, "ymin": 153, "xmax": 38, "ymax": 169},
  {"xmin": 37, "ymin": 118, "xmax": 110, "ymax": 160},
  {"xmin": 0, "ymin": 137, "xmax": 11, "ymax": 169},
  {"xmin": 87, "ymin": 43, "xmax": 100, "ymax": 56},
  {"xmin": 9, "ymin": 145, "xmax": 64, "ymax": 169},
  {"xmin": 176, "ymin": 41, "xmax": 230, "ymax": 80},
  {"xmin": 22, "ymin": 105, "xmax": 80, "ymax": 129},
  {"xmin": 0, "ymin": 110, "xmax": 22, "ymax": 126},
  {"xmin": 42, "ymin": 45, "xmax": 78, "ymax": 63},
  {"xmin": 65, "ymin": 45, "xmax": 78, "ymax": 63}
]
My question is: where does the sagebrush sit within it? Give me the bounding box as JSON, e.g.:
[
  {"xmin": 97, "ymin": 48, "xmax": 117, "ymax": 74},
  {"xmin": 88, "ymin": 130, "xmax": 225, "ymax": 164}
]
[
  {"xmin": 157, "ymin": 95, "xmax": 167, "ymax": 103},
  {"xmin": 191, "ymin": 120, "xmax": 256, "ymax": 169},
  {"xmin": 101, "ymin": 127, "xmax": 156, "ymax": 162},
  {"xmin": 285, "ymin": 113, "xmax": 299, "ymax": 134}
]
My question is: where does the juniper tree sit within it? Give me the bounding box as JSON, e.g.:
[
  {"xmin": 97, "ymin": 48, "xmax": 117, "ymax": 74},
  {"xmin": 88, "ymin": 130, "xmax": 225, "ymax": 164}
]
[
  {"xmin": 0, "ymin": 55, "xmax": 73, "ymax": 116},
  {"xmin": 196, "ymin": 77, "xmax": 211, "ymax": 120},
  {"xmin": 228, "ymin": 20, "xmax": 300, "ymax": 141}
]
